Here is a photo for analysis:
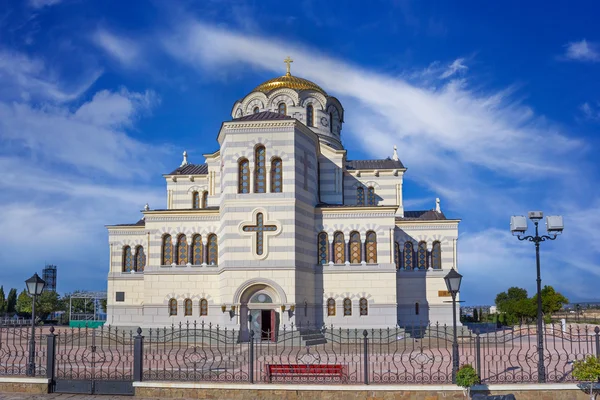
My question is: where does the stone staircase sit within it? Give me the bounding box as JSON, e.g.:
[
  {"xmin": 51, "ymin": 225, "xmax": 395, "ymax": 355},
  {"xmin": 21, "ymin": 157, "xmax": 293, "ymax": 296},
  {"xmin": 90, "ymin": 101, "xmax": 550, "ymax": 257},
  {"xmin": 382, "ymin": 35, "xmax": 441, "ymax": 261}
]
[{"xmin": 298, "ymin": 327, "xmax": 328, "ymax": 346}]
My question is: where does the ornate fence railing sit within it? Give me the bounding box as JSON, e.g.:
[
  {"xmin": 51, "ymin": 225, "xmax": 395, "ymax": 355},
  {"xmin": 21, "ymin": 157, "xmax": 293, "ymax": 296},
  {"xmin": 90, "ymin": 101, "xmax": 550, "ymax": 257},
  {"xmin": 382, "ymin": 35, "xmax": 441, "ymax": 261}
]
[{"xmin": 1, "ymin": 322, "xmax": 599, "ymax": 386}]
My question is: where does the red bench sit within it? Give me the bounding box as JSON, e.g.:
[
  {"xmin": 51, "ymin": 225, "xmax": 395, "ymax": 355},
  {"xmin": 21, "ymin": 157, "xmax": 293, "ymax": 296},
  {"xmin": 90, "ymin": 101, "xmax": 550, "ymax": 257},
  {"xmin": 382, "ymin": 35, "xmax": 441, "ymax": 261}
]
[{"xmin": 265, "ymin": 364, "xmax": 347, "ymax": 382}]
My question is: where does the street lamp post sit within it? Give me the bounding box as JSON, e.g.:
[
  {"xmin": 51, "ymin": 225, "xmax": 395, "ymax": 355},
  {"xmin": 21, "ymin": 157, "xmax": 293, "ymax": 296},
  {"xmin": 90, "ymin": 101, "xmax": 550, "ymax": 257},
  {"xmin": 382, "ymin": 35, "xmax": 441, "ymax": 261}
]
[
  {"xmin": 444, "ymin": 268, "xmax": 463, "ymax": 383},
  {"xmin": 25, "ymin": 273, "xmax": 46, "ymax": 377},
  {"xmin": 510, "ymin": 211, "xmax": 563, "ymax": 383}
]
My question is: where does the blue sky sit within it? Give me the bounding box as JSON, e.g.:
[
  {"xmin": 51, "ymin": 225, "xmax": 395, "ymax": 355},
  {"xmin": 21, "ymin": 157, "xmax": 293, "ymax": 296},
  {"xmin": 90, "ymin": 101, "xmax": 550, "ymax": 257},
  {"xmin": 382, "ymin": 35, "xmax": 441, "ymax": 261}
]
[{"xmin": 1, "ymin": 0, "xmax": 599, "ymax": 305}]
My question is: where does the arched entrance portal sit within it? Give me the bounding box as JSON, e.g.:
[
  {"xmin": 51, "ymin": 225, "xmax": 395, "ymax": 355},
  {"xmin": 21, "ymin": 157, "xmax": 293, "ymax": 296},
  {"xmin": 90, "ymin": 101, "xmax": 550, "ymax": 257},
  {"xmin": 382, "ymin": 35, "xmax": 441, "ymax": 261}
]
[{"xmin": 238, "ymin": 283, "xmax": 284, "ymax": 342}]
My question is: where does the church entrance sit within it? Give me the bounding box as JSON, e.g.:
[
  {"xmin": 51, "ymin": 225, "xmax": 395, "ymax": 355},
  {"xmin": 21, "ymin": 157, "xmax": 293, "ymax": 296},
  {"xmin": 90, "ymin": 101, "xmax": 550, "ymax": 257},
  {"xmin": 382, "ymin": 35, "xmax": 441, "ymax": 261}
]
[{"xmin": 238, "ymin": 284, "xmax": 282, "ymax": 342}]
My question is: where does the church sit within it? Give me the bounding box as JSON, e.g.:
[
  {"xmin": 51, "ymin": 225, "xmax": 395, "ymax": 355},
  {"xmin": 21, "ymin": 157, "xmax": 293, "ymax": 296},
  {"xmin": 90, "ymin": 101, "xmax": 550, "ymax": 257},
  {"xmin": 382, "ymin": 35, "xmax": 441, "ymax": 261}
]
[{"xmin": 106, "ymin": 58, "xmax": 461, "ymax": 336}]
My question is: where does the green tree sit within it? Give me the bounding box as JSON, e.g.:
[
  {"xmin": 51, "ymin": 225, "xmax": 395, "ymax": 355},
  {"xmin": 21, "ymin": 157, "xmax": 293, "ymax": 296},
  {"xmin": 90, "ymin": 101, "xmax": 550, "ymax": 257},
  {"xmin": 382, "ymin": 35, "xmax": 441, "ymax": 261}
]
[
  {"xmin": 0, "ymin": 286, "xmax": 6, "ymax": 314},
  {"xmin": 473, "ymin": 308, "xmax": 479, "ymax": 322},
  {"xmin": 531, "ymin": 285, "xmax": 569, "ymax": 317},
  {"xmin": 6, "ymin": 288, "xmax": 17, "ymax": 313},
  {"xmin": 495, "ymin": 287, "xmax": 536, "ymax": 324},
  {"xmin": 15, "ymin": 290, "xmax": 60, "ymax": 320}
]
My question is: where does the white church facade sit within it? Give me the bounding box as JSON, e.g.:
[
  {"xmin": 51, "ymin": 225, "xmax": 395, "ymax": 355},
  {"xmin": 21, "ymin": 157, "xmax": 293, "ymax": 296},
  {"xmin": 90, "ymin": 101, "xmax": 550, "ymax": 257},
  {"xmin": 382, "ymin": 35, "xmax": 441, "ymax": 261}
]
[{"xmin": 106, "ymin": 60, "xmax": 460, "ymax": 336}]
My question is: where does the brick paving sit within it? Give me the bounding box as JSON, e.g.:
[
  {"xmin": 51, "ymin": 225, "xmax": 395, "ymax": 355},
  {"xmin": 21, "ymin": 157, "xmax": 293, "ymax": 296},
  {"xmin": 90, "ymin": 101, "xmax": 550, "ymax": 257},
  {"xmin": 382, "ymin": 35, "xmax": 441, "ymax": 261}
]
[{"xmin": 0, "ymin": 395, "xmax": 161, "ymax": 400}]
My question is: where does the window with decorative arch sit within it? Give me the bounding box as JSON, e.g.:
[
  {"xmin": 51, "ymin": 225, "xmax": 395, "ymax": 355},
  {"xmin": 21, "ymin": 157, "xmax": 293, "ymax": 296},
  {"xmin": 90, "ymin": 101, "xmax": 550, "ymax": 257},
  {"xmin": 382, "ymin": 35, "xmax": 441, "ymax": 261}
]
[
  {"xmin": 270, "ymin": 158, "xmax": 283, "ymax": 193},
  {"xmin": 415, "ymin": 302, "xmax": 420, "ymax": 315},
  {"xmin": 333, "ymin": 232, "xmax": 345, "ymax": 264},
  {"xmin": 318, "ymin": 232, "xmax": 329, "ymax": 265},
  {"xmin": 394, "ymin": 242, "xmax": 401, "ymax": 270},
  {"xmin": 200, "ymin": 298, "xmax": 208, "ymax": 316},
  {"xmin": 278, "ymin": 102, "xmax": 286, "ymax": 115},
  {"xmin": 134, "ymin": 246, "xmax": 145, "ymax": 272},
  {"xmin": 238, "ymin": 158, "xmax": 250, "ymax": 194},
  {"xmin": 184, "ymin": 299, "xmax": 192, "ymax": 316},
  {"xmin": 168, "ymin": 298, "xmax": 177, "ymax": 316},
  {"xmin": 417, "ymin": 241, "xmax": 427, "ymax": 269},
  {"xmin": 349, "ymin": 231, "xmax": 361, "ymax": 264},
  {"xmin": 192, "ymin": 191, "xmax": 200, "ymax": 209},
  {"xmin": 432, "ymin": 241, "xmax": 442, "ymax": 269},
  {"xmin": 162, "ymin": 234, "xmax": 173, "ymax": 265},
  {"xmin": 329, "ymin": 112, "xmax": 333, "ymax": 133},
  {"xmin": 366, "ymin": 231, "xmax": 377, "ymax": 263},
  {"xmin": 367, "ymin": 187, "xmax": 376, "ymax": 206},
  {"xmin": 403, "ymin": 242, "xmax": 414, "ymax": 270},
  {"xmin": 192, "ymin": 234, "xmax": 203, "ymax": 265},
  {"xmin": 177, "ymin": 234, "xmax": 188, "ymax": 265},
  {"xmin": 343, "ymin": 298, "xmax": 352, "ymax": 316},
  {"xmin": 327, "ymin": 298, "xmax": 336, "ymax": 316},
  {"xmin": 207, "ymin": 234, "xmax": 218, "ymax": 265},
  {"xmin": 202, "ymin": 192, "xmax": 208, "ymax": 208},
  {"xmin": 254, "ymin": 146, "xmax": 266, "ymax": 193},
  {"xmin": 307, "ymin": 104, "xmax": 314, "ymax": 127},
  {"xmin": 122, "ymin": 246, "xmax": 133, "ymax": 272},
  {"xmin": 253, "ymin": 106, "xmax": 260, "ymax": 114},
  {"xmin": 359, "ymin": 298, "xmax": 368, "ymax": 316},
  {"xmin": 356, "ymin": 187, "xmax": 364, "ymax": 206}
]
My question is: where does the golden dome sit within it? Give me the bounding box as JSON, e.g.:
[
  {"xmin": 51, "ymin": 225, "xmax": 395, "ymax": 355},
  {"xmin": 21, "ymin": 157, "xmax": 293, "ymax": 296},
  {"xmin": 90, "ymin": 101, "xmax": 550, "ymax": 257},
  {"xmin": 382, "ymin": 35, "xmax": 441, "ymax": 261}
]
[{"xmin": 252, "ymin": 73, "xmax": 327, "ymax": 96}]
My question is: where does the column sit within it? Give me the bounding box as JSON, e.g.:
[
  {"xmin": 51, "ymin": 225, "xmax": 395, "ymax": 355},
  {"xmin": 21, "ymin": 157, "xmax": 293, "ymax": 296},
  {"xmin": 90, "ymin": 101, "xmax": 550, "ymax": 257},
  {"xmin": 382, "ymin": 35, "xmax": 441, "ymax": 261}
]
[
  {"xmin": 266, "ymin": 161, "xmax": 271, "ymax": 193},
  {"xmin": 361, "ymin": 233, "xmax": 366, "ymax": 264},
  {"xmin": 329, "ymin": 235, "xmax": 335, "ymax": 264},
  {"xmin": 187, "ymin": 236, "xmax": 193, "ymax": 265},
  {"xmin": 346, "ymin": 236, "xmax": 351, "ymax": 264},
  {"xmin": 250, "ymin": 167, "xmax": 255, "ymax": 193},
  {"xmin": 202, "ymin": 237, "xmax": 208, "ymax": 266}
]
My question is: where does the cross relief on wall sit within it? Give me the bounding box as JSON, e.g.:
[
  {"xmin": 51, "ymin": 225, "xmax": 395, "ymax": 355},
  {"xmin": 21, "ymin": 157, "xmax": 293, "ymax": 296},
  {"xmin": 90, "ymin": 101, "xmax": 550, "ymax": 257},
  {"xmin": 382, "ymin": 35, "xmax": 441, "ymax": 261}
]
[{"xmin": 239, "ymin": 209, "xmax": 282, "ymax": 260}]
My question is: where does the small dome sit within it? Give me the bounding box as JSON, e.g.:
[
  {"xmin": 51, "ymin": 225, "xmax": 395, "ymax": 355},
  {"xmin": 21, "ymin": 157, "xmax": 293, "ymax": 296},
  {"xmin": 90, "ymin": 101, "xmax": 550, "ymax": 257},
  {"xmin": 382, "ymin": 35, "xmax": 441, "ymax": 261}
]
[{"xmin": 252, "ymin": 73, "xmax": 327, "ymax": 96}]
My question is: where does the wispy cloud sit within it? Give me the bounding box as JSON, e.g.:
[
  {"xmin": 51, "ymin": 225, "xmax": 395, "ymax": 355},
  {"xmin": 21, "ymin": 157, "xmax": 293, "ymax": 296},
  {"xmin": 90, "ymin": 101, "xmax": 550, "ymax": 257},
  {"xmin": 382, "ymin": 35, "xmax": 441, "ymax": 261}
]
[
  {"xmin": 93, "ymin": 30, "xmax": 141, "ymax": 67},
  {"xmin": 28, "ymin": 0, "xmax": 62, "ymax": 9},
  {"xmin": 440, "ymin": 58, "xmax": 468, "ymax": 79},
  {"xmin": 562, "ymin": 39, "xmax": 600, "ymax": 62},
  {"xmin": 580, "ymin": 102, "xmax": 600, "ymax": 121}
]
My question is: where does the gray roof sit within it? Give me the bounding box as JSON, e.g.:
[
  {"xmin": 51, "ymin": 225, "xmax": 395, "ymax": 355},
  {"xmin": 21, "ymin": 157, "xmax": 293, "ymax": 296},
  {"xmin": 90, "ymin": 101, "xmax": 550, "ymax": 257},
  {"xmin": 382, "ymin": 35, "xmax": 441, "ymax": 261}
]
[
  {"xmin": 233, "ymin": 111, "xmax": 293, "ymax": 121},
  {"xmin": 316, "ymin": 203, "xmax": 392, "ymax": 209},
  {"xmin": 168, "ymin": 163, "xmax": 208, "ymax": 175},
  {"xmin": 346, "ymin": 158, "xmax": 405, "ymax": 170},
  {"xmin": 110, "ymin": 218, "xmax": 146, "ymax": 227},
  {"xmin": 399, "ymin": 210, "xmax": 447, "ymax": 221}
]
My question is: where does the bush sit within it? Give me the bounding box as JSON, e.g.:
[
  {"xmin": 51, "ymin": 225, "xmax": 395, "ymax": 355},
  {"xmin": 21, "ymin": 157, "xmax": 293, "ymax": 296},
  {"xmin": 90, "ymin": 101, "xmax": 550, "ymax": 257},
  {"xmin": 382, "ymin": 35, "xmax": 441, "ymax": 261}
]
[
  {"xmin": 456, "ymin": 364, "xmax": 480, "ymax": 387},
  {"xmin": 572, "ymin": 356, "xmax": 600, "ymax": 382}
]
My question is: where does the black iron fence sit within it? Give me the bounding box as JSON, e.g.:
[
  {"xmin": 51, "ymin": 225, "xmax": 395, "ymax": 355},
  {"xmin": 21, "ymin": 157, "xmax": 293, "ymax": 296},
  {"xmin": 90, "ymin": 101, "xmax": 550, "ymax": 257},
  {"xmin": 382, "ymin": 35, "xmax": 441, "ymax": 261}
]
[{"xmin": 1, "ymin": 322, "xmax": 599, "ymax": 388}]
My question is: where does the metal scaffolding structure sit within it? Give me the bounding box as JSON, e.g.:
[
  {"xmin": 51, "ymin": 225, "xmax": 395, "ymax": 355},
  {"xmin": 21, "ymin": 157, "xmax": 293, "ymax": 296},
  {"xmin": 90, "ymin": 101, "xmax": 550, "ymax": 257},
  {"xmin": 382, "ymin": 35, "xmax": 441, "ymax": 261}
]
[{"xmin": 69, "ymin": 291, "xmax": 107, "ymax": 322}]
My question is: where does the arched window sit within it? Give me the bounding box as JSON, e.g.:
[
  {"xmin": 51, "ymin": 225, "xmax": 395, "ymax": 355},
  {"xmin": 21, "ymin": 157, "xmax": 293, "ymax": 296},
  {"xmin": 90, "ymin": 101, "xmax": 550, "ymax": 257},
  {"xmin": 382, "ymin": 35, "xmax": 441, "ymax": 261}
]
[
  {"xmin": 327, "ymin": 298, "xmax": 336, "ymax": 316},
  {"xmin": 254, "ymin": 146, "xmax": 266, "ymax": 193},
  {"xmin": 394, "ymin": 242, "xmax": 401, "ymax": 270},
  {"xmin": 333, "ymin": 232, "xmax": 345, "ymax": 264},
  {"xmin": 278, "ymin": 102, "xmax": 286, "ymax": 115},
  {"xmin": 415, "ymin": 302, "xmax": 420, "ymax": 315},
  {"xmin": 359, "ymin": 298, "xmax": 368, "ymax": 316},
  {"xmin": 356, "ymin": 187, "xmax": 364, "ymax": 206},
  {"xmin": 122, "ymin": 246, "xmax": 133, "ymax": 272},
  {"xmin": 367, "ymin": 187, "xmax": 376, "ymax": 206},
  {"xmin": 162, "ymin": 235, "xmax": 173, "ymax": 265},
  {"xmin": 307, "ymin": 104, "xmax": 314, "ymax": 127},
  {"xmin": 177, "ymin": 234, "xmax": 188, "ymax": 265},
  {"xmin": 192, "ymin": 234, "xmax": 203, "ymax": 265},
  {"xmin": 318, "ymin": 232, "xmax": 329, "ymax": 265},
  {"xmin": 238, "ymin": 158, "xmax": 250, "ymax": 194},
  {"xmin": 329, "ymin": 112, "xmax": 333, "ymax": 133},
  {"xmin": 403, "ymin": 242, "xmax": 414, "ymax": 270},
  {"xmin": 343, "ymin": 298, "xmax": 352, "ymax": 316},
  {"xmin": 192, "ymin": 191, "xmax": 200, "ymax": 209},
  {"xmin": 169, "ymin": 298, "xmax": 177, "ymax": 316},
  {"xmin": 184, "ymin": 299, "xmax": 192, "ymax": 316},
  {"xmin": 200, "ymin": 299, "xmax": 208, "ymax": 316},
  {"xmin": 418, "ymin": 241, "xmax": 427, "ymax": 269},
  {"xmin": 366, "ymin": 231, "xmax": 377, "ymax": 263},
  {"xmin": 207, "ymin": 234, "xmax": 218, "ymax": 265},
  {"xmin": 253, "ymin": 106, "xmax": 260, "ymax": 114},
  {"xmin": 134, "ymin": 246, "xmax": 145, "ymax": 272},
  {"xmin": 202, "ymin": 192, "xmax": 208, "ymax": 208},
  {"xmin": 270, "ymin": 158, "xmax": 283, "ymax": 193},
  {"xmin": 432, "ymin": 241, "xmax": 442, "ymax": 269},
  {"xmin": 349, "ymin": 231, "xmax": 361, "ymax": 264}
]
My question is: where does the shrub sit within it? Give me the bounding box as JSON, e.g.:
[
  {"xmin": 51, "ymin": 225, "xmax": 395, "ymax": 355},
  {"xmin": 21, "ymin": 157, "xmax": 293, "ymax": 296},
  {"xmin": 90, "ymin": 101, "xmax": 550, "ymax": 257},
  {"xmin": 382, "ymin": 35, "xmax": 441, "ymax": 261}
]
[
  {"xmin": 456, "ymin": 364, "xmax": 480, "ymax": 398},
  {"xmin": 572, "ymin": 356, "xmax": 600, "ymax": 382}
]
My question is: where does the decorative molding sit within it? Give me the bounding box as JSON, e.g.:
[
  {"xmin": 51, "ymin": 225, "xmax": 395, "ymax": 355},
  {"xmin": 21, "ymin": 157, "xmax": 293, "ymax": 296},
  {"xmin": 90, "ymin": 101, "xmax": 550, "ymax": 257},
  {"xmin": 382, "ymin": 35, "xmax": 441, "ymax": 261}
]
[
  {"xmin": 321, "ymin": 212, "xmax": 396, "ymax": 219},
  {"xmin": 145, "ymin": 216, "xmax": 220, "ymax": 222}
]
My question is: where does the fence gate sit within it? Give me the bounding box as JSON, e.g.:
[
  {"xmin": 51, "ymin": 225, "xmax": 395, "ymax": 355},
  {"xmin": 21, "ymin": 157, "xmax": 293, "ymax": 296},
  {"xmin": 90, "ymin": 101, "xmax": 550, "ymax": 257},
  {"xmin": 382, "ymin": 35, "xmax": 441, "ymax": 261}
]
[{"xmin": 53, "ymin": 326, "xmax": 134, "ymax": 395}]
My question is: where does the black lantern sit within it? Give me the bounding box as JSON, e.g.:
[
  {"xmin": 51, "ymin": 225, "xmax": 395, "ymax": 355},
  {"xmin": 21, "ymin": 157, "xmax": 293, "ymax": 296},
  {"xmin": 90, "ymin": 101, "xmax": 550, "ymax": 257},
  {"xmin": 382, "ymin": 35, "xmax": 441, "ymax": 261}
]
[
  {"xmin": 25, "ymin": 273, "xmax": 46, "ymax": 296},
  {"xmin": 444, "ymin": 269, "xmax": 462, "ymax": 294}
]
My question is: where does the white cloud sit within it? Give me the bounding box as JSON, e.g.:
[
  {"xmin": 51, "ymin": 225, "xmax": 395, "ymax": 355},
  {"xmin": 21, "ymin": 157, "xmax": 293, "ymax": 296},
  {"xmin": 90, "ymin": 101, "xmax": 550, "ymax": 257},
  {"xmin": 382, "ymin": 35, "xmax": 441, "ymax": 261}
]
[
  {"xmin": 28, "ymin": 0, "xmax": 62, "ymax": 8},
  {"xmin": 580, "ymin": 102, "xmax": 600, "ymax": 121},
  {"xmin": 0, "ymin": 50, "xmax": 101, "ymax": 103},
  {"xmin": 93, "ymin": 30, "xmax": 141, "ymax": 67},
  {"xmin": 563, "ymin": 39, "xmax": 600, "ymax": 62},
  {"xmin": 440, "ymin": 58, "xmax": 468, "ymax": 79}
]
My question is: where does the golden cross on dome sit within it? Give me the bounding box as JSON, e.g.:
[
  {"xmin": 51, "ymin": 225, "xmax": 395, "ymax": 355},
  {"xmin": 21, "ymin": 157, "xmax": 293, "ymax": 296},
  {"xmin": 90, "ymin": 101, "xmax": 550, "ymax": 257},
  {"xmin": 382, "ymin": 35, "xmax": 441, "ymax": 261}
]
[{"xmin": 284, "ymin": 56, "xmax": 293, "ymax": 75}]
